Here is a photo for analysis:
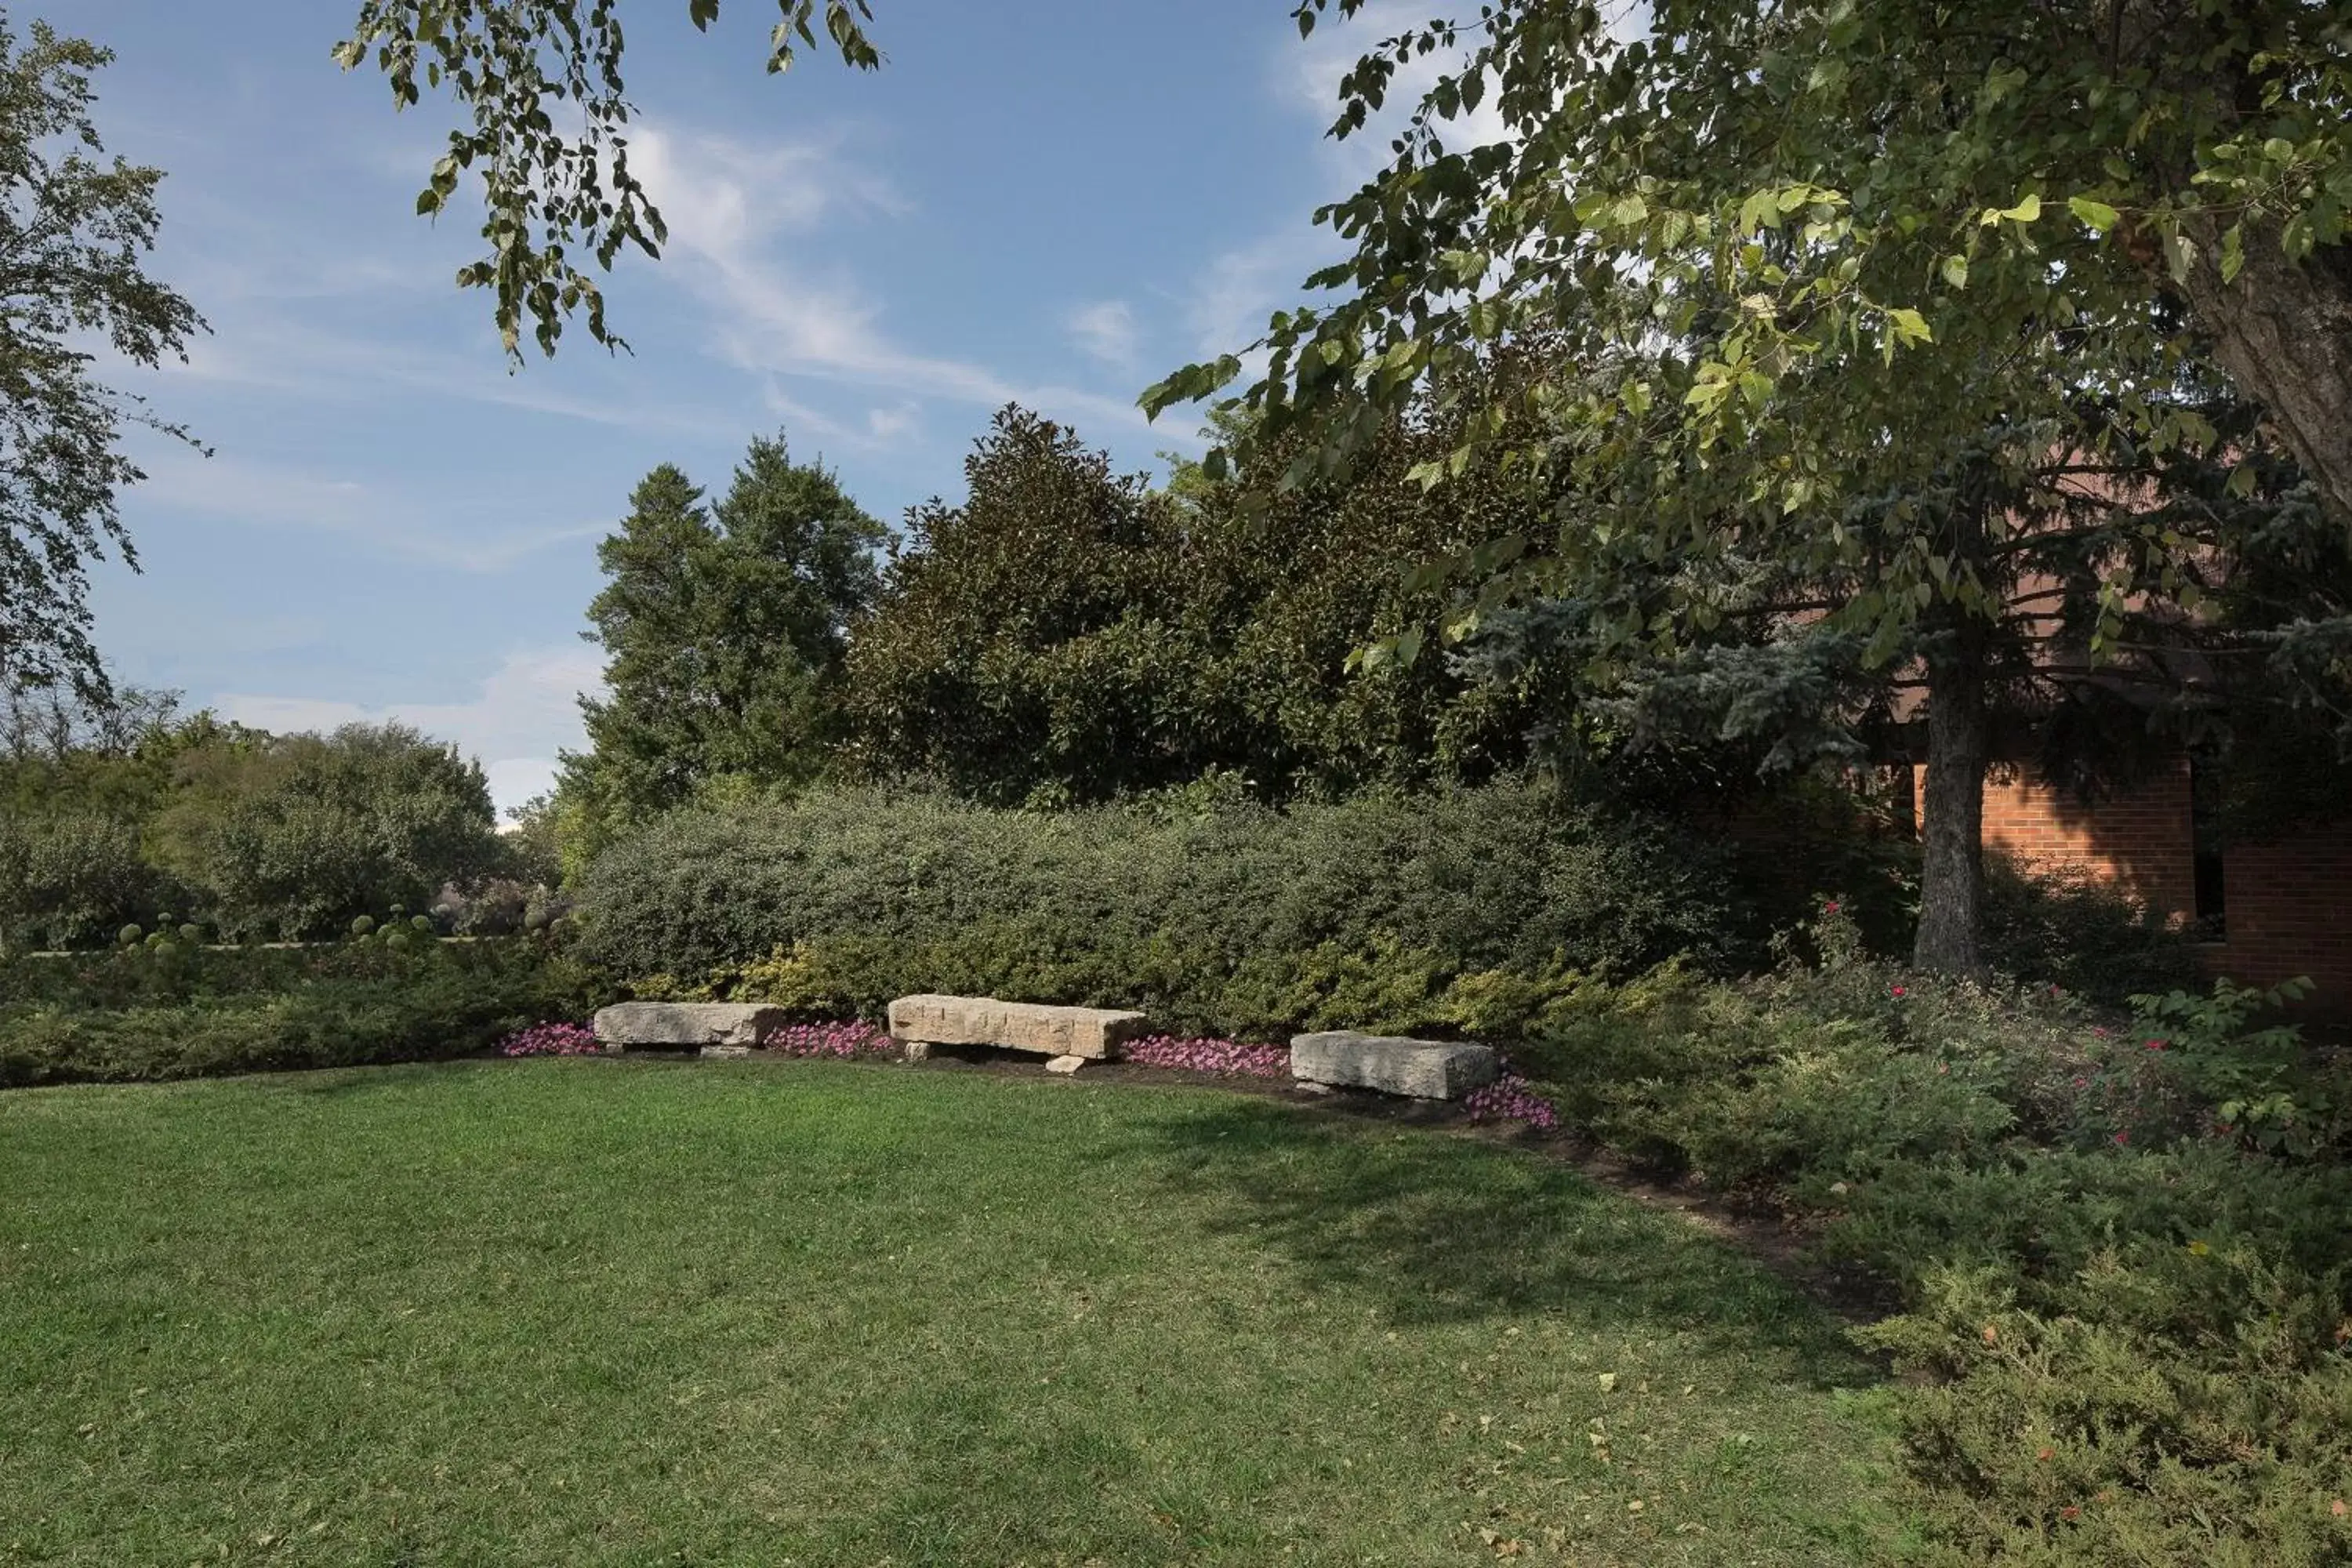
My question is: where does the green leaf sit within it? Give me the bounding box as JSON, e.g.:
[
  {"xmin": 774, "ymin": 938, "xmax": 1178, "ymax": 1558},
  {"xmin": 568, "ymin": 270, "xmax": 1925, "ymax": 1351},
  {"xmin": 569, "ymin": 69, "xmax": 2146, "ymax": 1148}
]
[
  {"xmin": 2000, "ymin": 193, "xmax": 2042, "ymax": 223},
  {"xmin": 2067, "ymin": 195, "xmax": 2119, "ymax": 230},
  {"xmin": 1940, "ymin": 253, "xmax": 1968, "ymax": 289},
  {"xmin": 2165, "ymin": 230, "xmax": 2198, "ymax": 285},
  {"xmin": 1885, "ymin": 307, "xmax": 1933, "ymax": 345}
]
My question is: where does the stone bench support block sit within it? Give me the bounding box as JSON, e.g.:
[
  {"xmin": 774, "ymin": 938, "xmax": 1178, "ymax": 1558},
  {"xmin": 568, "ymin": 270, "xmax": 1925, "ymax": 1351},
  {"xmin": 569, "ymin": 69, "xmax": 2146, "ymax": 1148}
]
[
  {"xmin": 1289, "ymin": 1031, "xmax": 1500, "ymax": 1100},
  {"xmin": 594, "ymin": 1002, "xmax": 789, "ymax": 1051},
  {"xmin": 887, "ymin": 994, "xmax": 1150, "ymax": 1061}
]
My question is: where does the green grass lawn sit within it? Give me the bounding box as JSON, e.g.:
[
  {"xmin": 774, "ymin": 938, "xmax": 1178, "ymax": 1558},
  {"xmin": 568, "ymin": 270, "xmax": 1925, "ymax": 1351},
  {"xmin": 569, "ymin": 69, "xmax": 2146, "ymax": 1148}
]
[{"xmin": 0, "ymin": 1060, "xmax": 1913, "ymax": 1566}]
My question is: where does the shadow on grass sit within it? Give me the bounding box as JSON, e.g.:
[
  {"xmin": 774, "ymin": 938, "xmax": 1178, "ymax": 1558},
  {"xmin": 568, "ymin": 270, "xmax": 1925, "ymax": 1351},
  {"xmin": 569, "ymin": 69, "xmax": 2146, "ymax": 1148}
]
[
  {"xmin": 1132, "ymin": 1094, "xmax": 1878, "ymax": 1390},
  {"xmin": 258, "ymin": 1054, "xmax": 502, "ymax": 1097}
]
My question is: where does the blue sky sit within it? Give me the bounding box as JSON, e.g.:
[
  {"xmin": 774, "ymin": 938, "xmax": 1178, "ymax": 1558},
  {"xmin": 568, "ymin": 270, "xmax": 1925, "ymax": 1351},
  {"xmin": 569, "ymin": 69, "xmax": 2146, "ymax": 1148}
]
[{"xmin": 71, "ymin": 0, "xmax": 1479, "ymax": 811}]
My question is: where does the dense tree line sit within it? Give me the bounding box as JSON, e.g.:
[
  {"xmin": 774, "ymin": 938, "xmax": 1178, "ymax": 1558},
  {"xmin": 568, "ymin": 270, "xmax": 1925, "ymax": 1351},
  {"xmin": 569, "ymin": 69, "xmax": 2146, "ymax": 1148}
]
[{"xmin": 0, "ymin": 687, "xmax": 523, "ymax": 949}]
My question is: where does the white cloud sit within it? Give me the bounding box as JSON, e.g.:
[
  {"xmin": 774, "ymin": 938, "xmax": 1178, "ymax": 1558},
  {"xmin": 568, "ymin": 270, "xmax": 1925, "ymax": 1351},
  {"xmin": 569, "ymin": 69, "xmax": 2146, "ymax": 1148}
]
[
  {"xmin": 629, "ymin": 122, "xmax": 1170, "ymax": 441},
  {"xmin": 866, "ymin": 401, "xmax": 920, "ymax": 442},
  {"xmin": 214, "ymin": 644, "xmax": 604, "ymax": 815},
  {"xmin": 136, "ymin": 448, "xmax": 606, "ymax": 574},
  {"xmin": 161, "ymin": 316, "xmax": 750, "ymax": 443},
  {"xmin": 1065, "ymin": 299, "xmax": 1142, "ymax": 373}
]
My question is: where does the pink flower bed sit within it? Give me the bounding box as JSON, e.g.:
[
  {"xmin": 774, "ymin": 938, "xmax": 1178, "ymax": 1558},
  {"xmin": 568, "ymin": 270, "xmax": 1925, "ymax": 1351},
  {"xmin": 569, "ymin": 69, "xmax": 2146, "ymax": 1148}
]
[
  {"xmin": 503, "ymin": 1014, "xmax": 1563, "ymax": 1131},
  {"xmin": 1121, "ymin": 1034, "xmax": 1290, "ymax": 1078},
  {"xmin": 764, "ymin": 1020, "xmax": 895, "ymax": 1060},
  {"xmin": 499, "ymin": 1022, "xmax": 601, "ymax": 1058},
  {"xmin": 1464, "ymin": 1070, "xmax": 1562, "ymax": 1131}
]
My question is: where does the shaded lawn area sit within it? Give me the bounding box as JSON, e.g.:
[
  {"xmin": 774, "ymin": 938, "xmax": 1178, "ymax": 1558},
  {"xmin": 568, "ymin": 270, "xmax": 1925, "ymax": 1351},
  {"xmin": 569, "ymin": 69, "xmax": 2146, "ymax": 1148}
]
[{"xmin": 0, "ymin": 1060, "xmax": 1915, "ymax": 1566}]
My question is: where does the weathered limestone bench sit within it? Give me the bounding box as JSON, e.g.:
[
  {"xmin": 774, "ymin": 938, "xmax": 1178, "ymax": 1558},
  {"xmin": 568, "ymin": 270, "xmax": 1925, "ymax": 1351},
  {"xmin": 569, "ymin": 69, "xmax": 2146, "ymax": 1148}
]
[
  {"xmin": 887, "ymin": 993, "xmax": 1150, "ymax": 1073},
  {"xmin": 1290, "ymin": 1030, "xmax": 1499, "ymax": 1100},
  {"xmin": 593, "ymin": 1002, "xmax": 789, "ymax": 1058}
]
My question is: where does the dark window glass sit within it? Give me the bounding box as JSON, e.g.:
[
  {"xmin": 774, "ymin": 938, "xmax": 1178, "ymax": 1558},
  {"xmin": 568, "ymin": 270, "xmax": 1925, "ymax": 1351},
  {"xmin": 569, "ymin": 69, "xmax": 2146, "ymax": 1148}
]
[{"xmin": 2190, "ymin": 754, "xmax": 2227, "ymax": 939}]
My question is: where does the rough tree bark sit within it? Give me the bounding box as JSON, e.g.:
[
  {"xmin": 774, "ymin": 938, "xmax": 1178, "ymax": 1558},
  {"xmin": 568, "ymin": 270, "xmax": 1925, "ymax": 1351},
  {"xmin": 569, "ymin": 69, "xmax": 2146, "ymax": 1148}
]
[
  {"xmin": 2179, "ymin": 220, "xmax": 2352, "ymax": 528},
  {"xmin": 1914, "ymin": 630, "xmax": 1992, "ymax": 978},
  {"xmin": 1913, "ymin": 474, "xmax": 1995, "ymax": 978}
]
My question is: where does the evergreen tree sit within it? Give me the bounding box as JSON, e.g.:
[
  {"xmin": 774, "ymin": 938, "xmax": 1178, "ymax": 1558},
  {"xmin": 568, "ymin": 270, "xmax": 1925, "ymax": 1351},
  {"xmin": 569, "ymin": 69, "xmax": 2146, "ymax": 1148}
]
[
  {"xmin": 568, "ymin": 464, "xmax": 719, "ymax": 828},
  {"xmin": 558, "ymin": 434, "xmax": 882, "ymax": 859}
]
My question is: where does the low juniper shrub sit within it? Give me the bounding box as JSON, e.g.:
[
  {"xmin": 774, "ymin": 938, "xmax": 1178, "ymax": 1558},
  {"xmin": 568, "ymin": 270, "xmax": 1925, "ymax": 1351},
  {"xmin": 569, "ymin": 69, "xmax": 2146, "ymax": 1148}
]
[
  {"xmin": 499, "ymin": 1022, "xmax": 601, "ymax": 1058},
  {"xmin": 1505, "ymin": 898, "xmax": 2352, "ymax": 1564},
  {"xmin": 1122, "ymin": 1034, "xmax": 1290, "ymax": 1078}
]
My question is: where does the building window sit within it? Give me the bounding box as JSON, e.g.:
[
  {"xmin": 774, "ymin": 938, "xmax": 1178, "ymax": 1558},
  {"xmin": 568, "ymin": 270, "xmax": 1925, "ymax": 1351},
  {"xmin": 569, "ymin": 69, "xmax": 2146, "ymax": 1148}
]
[{"xmin": 2190, "ymin": 753, "xmax": 2227, "ymax": 939}]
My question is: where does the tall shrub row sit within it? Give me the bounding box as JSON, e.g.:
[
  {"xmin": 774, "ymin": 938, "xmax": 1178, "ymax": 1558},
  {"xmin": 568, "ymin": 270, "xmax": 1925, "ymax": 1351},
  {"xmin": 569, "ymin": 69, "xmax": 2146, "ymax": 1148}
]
[{"xmin": 570, "ymin": 782, "xmax": 1747, "ymax": 1037}]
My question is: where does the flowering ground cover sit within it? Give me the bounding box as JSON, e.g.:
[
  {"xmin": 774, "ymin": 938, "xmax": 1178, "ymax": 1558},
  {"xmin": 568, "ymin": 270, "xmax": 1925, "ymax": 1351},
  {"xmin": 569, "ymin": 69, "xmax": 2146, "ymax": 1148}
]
[{"xmin": 0, "ymin": 1061, "xmax": 1908, "ymax": 1565}]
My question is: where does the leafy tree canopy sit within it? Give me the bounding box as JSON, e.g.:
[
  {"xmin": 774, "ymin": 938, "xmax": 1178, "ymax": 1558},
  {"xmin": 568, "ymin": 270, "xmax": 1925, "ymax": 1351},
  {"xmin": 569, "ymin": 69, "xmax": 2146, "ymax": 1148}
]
[
  {"xmin": 1132, "ymin": 0, "xmax": 2352, "ymax": 972},
  {"xmin": 336, "ymin": 0, "xmax": 878, "ymax": 360},
  {"xmin": 0, "ymin": 696, "xmax": 510, "ymax": 949},
  {"xmin": 0, "ymin": 18, "xmax": 205, "ymax": 698},
  {"xmin": 1151, "ymin": 0, "xmax": 2352, "ymax": 526},
  {"xmin": 843, "ymin": 401, "xmax": 1549, "ymax": 806}
]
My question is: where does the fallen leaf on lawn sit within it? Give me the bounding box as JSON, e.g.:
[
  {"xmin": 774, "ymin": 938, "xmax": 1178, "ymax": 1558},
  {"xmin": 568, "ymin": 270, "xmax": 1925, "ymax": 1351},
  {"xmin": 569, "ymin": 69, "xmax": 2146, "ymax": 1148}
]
[{"xmin": 1598, "ymin": 1373, "xmax": 1618, "ymax": 1392}]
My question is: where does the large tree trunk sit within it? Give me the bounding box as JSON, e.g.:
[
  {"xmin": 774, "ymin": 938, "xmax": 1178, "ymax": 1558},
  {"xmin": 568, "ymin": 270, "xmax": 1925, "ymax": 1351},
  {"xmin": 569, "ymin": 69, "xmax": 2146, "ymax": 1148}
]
[
  {"xmin": 2177, "ymin": 220, "xmax": 2352, "ymax": 528},
  {"xmin": 1914, "ymin": 629, "xmax": 1992, "ymax": 978}
]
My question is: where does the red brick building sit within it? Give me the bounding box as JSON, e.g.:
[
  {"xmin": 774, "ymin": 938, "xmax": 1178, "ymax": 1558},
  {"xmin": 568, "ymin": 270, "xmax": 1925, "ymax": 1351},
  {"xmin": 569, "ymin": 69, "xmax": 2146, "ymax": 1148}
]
[{"xmin": 1915, "ymin": 757, "xmax": 2352, "ymax": 1015}]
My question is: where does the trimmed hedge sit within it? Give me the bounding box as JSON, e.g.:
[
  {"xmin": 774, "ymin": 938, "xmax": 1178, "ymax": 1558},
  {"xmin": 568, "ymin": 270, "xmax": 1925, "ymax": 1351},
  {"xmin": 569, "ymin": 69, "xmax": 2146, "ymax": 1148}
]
[{"xmin": 570, "ymin": 782, "xmax": 1748, "ymax": 1036}]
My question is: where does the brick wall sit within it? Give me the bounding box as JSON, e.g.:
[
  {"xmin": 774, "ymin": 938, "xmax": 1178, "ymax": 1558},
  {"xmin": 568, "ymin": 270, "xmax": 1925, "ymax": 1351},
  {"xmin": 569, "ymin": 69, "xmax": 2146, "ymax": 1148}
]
[
  {"xmin": 2209, "ymin": 829, "xmax": 2352, "ymax": 1011},
  {"xmin": 1912, "ymin": 757, "xmax": 2198, "ymax": 920},
  {"xmin": 1910, "ymin": 755, "xmax": 2352, "ymax": 1018}
]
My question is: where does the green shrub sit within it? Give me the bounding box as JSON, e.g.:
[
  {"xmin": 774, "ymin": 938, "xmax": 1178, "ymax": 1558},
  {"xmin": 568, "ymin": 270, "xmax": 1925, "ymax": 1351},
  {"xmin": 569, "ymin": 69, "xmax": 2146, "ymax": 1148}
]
[
  {"xmin": 1980, "ymin": 858, "xmax": 2200, "ymax": 1005},
  {"xmin": 147, "ymin": 723, "xmax": 503, "ymax": 942},
  {"xmin": 0, "ymin": 941, "xmax": 602, "ymax": 1087},
  {"xmin": 0, "ymin": 812, "xmax": 180, "ymax": 953},
  {"xmin": 1508, "ymin": 908, "xmax": 2352, "ymax": 1564},
  {"xmin": 571, "ymin": 782, "xmax": 1745, "ymax": 1034}
]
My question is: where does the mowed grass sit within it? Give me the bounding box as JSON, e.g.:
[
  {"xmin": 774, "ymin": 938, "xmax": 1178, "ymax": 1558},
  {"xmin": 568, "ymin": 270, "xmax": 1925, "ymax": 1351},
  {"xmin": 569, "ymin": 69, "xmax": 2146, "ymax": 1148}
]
[{"xmin": 0, "ymin": 1060, "xmax": 1914, "ymax": 1566}]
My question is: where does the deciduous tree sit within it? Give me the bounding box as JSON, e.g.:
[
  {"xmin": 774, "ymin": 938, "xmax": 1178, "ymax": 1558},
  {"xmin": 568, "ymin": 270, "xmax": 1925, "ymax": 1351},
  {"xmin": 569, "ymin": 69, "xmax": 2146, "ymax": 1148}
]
[
  {"xmin": 0, "ymin": 18, "xmax": 204, "ymax": 697},
  {"xmin": 1140, "ymin": 0, "xmax": 2352, "ymax": 972}
]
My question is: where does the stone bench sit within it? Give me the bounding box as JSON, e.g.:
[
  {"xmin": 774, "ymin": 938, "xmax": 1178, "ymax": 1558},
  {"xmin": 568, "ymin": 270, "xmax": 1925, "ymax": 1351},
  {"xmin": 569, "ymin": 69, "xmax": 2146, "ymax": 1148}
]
[
  {"xmin": 1290, "ymin": 1030, "xmax": 1499, "ymax": 1100},
  {"xmin": 887, "ymin": 994, "xmax": 1150, "ymax": 1062},
  {"xmin": 593, "ymin": 1002, "xmax": 789, "ymax": 1054}
]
